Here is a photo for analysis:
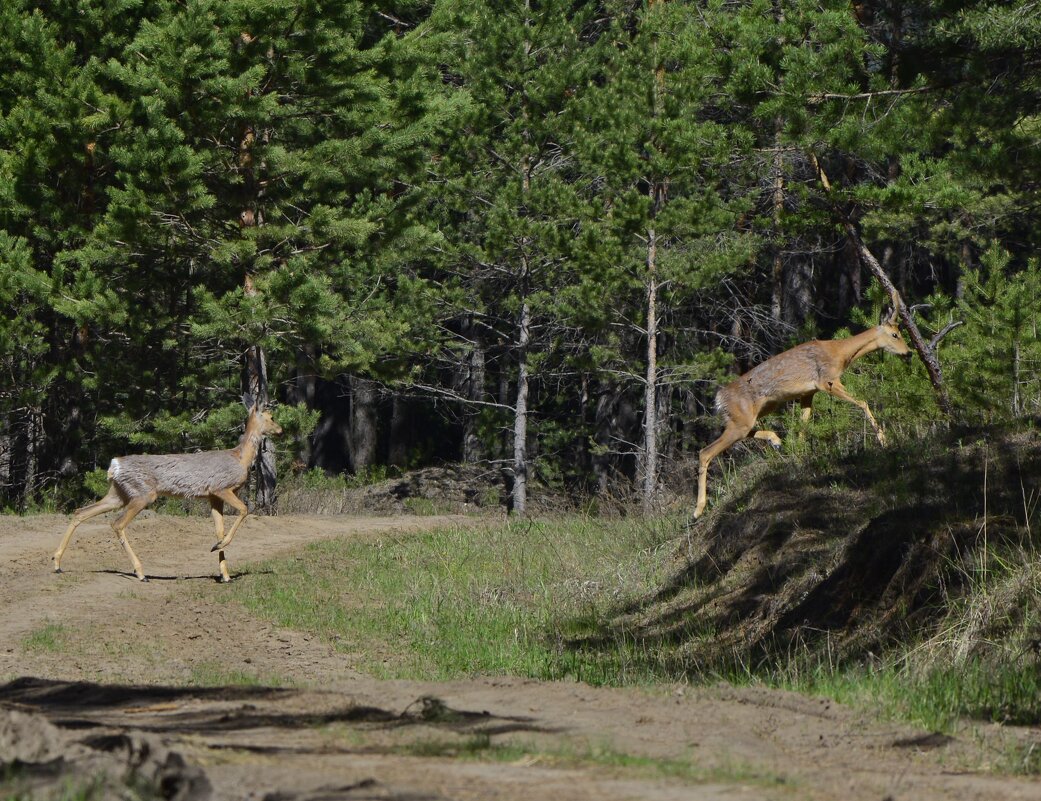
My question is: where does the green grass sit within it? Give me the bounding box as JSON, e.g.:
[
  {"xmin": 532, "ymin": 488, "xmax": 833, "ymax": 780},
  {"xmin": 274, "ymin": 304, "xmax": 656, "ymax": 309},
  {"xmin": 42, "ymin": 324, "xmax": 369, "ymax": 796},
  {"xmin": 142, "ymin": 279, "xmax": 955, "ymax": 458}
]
[
  {"xmin": 402, "ymin": 496, "xmax": 454, "ymax": 515},
  {"xmin": 771, "ymin": 657, "xmax": 1041, "ymax": 734},
  {"xmin": 0, "ymin": 773, "xmax": 159, "ymax": 801},
  {"xmin": 233, "ymin": 516, "xmax": 673, "ymax": 682},
  {"xmin": 187, "ymin": 661, "xmax": 283, "ymax": 688},
  {"xmin": 388, "ymin": 733, "xmax": 792, "ymax": 789},
  {"xmin": 21, "ymin": 622, "xmax": 69, "ymax": 654}
]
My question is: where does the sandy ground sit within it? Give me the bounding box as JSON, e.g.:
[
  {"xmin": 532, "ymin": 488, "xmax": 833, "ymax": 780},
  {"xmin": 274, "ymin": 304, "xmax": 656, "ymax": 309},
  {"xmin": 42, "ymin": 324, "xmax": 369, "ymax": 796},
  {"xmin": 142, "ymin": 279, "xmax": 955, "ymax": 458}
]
[{"xmin": 2, "ymin": 512, "xmax": 1041, "ymax": 800}]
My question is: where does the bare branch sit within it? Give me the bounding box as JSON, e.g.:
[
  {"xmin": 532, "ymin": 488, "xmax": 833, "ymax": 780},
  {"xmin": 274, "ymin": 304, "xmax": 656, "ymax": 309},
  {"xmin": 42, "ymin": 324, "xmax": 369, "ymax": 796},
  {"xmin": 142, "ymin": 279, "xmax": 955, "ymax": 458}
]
[
  {"xmin": 407, "ymin": 382, "xmax": 515, "ymax": 411},
  {"xmin": 375, "ymin": 10, "xmax": 413, "ymax": 28},
  {"xmin": 810, "ymin": 152, "xmax": 954, "ymax": 416},
  {"xmin": 808, "ymin": 86, "xmax": 935, "ymax": 104},
  {"xmin": 929, "ymin": 320, "xmax": 964, "ymax": 350}
]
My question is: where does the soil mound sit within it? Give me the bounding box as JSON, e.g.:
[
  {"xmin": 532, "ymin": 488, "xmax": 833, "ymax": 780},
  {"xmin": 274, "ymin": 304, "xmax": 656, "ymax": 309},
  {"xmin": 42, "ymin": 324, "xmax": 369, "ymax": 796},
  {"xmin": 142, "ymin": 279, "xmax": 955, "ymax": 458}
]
[
  {"xmin": 277, "ymin": 464, "xmax": 509, "ymax": 516},
  {"xmin": 348, "ymin": 464, "xmax": 506, "ymax": 514},
  {"xmin": 594, "ymin": 426, "xmax": 1041, "ymax": 671},
  {"xmin": 0, "ymin": 678, "xmax": 211, "ymax": 800}
]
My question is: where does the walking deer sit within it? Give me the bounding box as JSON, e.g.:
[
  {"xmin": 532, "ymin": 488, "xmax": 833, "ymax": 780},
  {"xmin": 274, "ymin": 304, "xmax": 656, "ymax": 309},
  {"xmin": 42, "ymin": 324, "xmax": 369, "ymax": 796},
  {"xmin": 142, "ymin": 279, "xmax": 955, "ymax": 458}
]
[
  {"xmin": 53, "ymin": 400, "xmax": 282, "ymax": 582},
  {"xmin": 695, "ymin": 301, "xmax": 911, "ymax": 518}
]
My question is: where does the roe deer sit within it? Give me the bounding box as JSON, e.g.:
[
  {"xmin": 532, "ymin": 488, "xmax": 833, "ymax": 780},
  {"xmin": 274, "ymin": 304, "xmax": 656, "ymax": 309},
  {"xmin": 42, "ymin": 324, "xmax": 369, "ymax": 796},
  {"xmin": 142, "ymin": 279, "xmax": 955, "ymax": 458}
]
[
  {"xmin": 695, "ymin": 302, "xmax": 911, "ymax": 518},
  {"xmin": 53, "ymin": 401, "xmax": 283, "ymax": 582}
]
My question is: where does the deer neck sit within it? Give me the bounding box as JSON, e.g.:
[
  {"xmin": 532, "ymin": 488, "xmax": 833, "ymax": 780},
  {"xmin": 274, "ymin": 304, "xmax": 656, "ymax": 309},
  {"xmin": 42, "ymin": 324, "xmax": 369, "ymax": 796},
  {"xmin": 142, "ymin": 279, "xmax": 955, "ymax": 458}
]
[
  {"xmin": 232, "ymin": 417, "xmax": 265, "ymax": 468},
  {"xmin": 835, "ymin": 327, "xmax": 882, "ymax": 369}
]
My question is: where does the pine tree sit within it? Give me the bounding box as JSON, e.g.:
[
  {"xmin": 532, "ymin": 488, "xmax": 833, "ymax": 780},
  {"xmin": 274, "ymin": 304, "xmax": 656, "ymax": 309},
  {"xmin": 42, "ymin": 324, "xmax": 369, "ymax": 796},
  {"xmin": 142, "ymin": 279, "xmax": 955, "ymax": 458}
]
[
  {"xmin": 1, "ymin": 1, "xmax": 450, "ymax": 506},
  {"xmin": 424, "ymin": 0, "xmax": 593, "ymax": 513},
  {"xmin": 568, "ymin": 1, "xmax": 754, "ymax": 510}
]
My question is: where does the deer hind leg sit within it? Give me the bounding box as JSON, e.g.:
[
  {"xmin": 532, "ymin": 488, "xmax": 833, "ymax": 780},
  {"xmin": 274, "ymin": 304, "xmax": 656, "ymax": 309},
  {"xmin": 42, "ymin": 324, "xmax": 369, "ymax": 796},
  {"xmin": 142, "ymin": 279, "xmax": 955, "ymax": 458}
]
[
  {"xmin": 54, "ymin": 485, "xmax": 126, "ymax": 573},
  {"xmin": 822, "ymin": 379, "xmax": 886, "ymax": 445},
  {"xmin": 753, "ymin": 430, "xmax": 782, "ymax": 449},
  {"xmin": 696, "ymin": 422, "xmax": 754, "ymax": 518},
  {"xmin": 210, "ymin": 488, "xmax": 248, "ymax": 583},
  {"xmin": 111, "ymin": 492, "xmax": 155, "ymax": 581},
  {"xmin": 208, "ymin": 494, "xmax": 231, "ymax": 583}
]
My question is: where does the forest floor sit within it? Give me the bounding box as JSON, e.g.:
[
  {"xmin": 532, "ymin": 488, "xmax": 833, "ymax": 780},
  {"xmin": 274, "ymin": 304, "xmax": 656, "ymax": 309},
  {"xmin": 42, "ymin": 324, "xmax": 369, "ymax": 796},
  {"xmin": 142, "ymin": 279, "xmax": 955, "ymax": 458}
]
[{"xmin": 2, "ymin": 513, "xmax": 1040, "ymax": 801}]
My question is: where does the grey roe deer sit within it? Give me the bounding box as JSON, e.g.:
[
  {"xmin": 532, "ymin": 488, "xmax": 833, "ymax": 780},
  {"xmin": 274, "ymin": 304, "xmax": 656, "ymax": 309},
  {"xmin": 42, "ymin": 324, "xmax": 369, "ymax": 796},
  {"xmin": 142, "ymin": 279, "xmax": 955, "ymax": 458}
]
[
  {"xmin": 695, "ymin": 302, "xmax": 911, "ymax": 518},
  {"xmin": 53, "ymin": 402, "xmax": 283, "ymax": 582}
]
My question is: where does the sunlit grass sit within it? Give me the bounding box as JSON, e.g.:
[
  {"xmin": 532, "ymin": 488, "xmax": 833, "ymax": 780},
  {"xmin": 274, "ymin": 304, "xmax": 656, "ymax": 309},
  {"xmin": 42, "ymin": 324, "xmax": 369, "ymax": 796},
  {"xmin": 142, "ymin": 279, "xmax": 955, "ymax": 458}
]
[
  {"xmin": 21, "ymin": 622, "xmax": 69, "ymax": 654},
  {"xmin": 232, "ymin": 516, "xmax": 674, "ymax": 682},
  {"xmin": 387, "ymin": 733, "xmax": 793, "ymax": 789},
  {"xmin": 187, "ymin": 661, "xmax": 284, "ymax": 688}
]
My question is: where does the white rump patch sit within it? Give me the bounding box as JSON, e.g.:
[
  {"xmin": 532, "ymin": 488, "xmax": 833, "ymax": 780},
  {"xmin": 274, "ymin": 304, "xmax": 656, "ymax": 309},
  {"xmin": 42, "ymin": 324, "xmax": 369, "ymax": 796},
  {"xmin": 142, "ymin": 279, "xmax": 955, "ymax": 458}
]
[{"xmin": 108, "ymin": 458, "xmax": 121, "ymax": 480}]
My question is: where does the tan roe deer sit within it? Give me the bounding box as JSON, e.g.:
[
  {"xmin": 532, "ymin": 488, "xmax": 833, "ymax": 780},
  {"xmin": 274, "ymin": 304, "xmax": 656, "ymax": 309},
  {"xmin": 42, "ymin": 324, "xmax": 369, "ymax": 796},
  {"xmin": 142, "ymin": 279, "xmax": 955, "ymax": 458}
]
[
  {"xmin": 695, "ymin": 300, "xmax": 911, "ymax": 518},
  {"xmin": 53, "ymin": 400, "xmax": 282, "ymax": 582}
]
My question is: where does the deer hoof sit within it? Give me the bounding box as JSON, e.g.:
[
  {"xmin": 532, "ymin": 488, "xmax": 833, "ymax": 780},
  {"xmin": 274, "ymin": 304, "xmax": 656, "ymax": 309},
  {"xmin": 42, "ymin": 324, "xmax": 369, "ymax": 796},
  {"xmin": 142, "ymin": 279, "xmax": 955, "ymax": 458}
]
[
  {"xmin": 54, "ymin": 566, "xmax": 63, "ymax": 574},
  {"xmin": 211, "ymin": 542, "xmax": 222, "ymax": 553}
]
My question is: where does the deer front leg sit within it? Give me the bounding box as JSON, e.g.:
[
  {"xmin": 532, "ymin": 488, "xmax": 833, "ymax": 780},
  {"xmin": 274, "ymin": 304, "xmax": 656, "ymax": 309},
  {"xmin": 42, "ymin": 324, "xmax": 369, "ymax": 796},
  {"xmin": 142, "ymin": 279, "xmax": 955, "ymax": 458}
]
[
  {"xmin": 210, "ymin": 488, "xmax": 248, "ymax": 582},
  {"xmin": 54, "ymin": 486, "xmax": 125, "ymax": 573},
  {"xmin": 208, "ymin": 495, "xmax": 230, "ymax": 583},
  {"xmin": 822, "ymin": 380, "xmax": 886, "ymax": 445},
  {"xmin": 696, "ymin": 423, "xmax": 752, "ymax": 518},
  {"xmin": 111, "ymin": 493, "xmax": 155, "ymax": 581},
  {"xmin": 800, "ymin": 395, "xmax": 814, "ymax": 423},
  {"xmin": 210, "ymin": 488, "xmax": 248, "ymax": 550}
]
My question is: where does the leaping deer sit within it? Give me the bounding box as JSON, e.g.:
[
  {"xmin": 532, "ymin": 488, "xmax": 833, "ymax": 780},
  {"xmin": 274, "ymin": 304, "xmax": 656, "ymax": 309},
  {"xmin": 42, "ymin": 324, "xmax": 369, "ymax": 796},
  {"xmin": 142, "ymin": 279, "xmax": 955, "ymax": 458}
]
[
  {"xmin": 53, "ymin": 399, "xmax": 282, "ymax": 582},
  {"xmin": 695, "ymin": 299, "xmax": 911, "ymax": 518}
]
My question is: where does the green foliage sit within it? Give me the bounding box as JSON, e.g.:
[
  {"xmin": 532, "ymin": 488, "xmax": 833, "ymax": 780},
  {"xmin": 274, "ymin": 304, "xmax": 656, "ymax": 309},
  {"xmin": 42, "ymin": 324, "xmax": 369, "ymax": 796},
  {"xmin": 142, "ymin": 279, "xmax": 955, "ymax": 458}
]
[
  {"xmin": 0, "ymin": 0, "xmax": 449, "ymax": 508},
  {"xmin": 2, "ymin": 0, "xmax": 1041, "ymax": 508},
  {"xmin": 943, "ymin": 249, "xmax": 1041, "ymax": 421},
  {"xmin": 82, "ymin": 469, "xmax": 110, "ymax": 499}
]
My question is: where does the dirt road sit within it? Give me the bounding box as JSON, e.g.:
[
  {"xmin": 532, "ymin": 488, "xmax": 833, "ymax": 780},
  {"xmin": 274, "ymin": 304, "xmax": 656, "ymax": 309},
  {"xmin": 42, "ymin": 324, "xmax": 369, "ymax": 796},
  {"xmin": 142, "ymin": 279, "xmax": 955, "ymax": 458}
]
[{"xmin": 2, "ymin": 513, "xmax": 1039, "ymax": 800}]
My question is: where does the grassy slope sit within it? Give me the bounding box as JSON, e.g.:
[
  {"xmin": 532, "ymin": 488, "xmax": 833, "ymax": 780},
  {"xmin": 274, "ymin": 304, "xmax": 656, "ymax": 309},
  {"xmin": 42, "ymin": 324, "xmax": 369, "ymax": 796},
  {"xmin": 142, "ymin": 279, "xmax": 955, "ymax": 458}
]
[{"xmin": 609, "ymin": 426, "xmax": 1041, "ymax": 666}]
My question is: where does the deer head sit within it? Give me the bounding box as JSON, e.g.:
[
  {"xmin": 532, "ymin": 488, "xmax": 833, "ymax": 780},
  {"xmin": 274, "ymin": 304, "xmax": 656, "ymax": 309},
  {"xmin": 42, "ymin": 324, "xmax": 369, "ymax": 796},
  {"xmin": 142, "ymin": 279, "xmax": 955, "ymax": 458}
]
[
  {"xmin": 878, "ymin": 291, "xmax": 912, "ymax": 360},
  {"xmin": 245, "ymin": 404, "xmax": 283, "ymax": 437}
]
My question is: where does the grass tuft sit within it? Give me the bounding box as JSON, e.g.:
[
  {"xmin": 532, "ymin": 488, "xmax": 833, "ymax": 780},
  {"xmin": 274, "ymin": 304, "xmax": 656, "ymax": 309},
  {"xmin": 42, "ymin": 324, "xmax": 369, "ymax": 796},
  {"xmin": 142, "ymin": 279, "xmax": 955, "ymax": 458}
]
[{"xmin": 21, "ymin": 623, "xmax": 69, "ymax": 654}]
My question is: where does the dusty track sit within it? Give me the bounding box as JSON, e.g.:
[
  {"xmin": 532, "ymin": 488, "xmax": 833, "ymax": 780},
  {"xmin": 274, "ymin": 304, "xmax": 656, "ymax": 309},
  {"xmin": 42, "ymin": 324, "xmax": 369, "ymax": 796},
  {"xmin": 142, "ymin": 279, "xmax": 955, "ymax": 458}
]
[{"xmin": 2, "ymin": 513, "xmax": 1040, "ymax": 800}]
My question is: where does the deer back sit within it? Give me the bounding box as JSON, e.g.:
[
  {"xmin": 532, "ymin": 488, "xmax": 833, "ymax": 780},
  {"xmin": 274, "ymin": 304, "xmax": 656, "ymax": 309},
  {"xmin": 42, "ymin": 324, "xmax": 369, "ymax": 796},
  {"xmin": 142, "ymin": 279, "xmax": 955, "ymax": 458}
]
[
  {"xmin": 108, "ymin": 451, "xmax": 248, "ymax": 499},
  {"xmin": 718, "ymin": 341, "xmax": 832, "ymax": 419}
]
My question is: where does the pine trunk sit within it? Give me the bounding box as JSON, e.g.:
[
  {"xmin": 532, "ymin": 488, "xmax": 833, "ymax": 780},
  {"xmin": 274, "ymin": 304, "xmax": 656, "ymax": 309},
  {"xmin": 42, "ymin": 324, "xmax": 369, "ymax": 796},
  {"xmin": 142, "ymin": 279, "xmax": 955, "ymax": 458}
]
[
  {"xmin": 512, "ymin": 301, "xmax": 530, "ymax": 514},
  {"xmin": 642, "ymin": 0, "xmax": 665, "ymax": 514},
  {"xmin": 770, "ymin": 127, "xmax": 786, "ymax": 321},
  {"xmin": 245, "ymin": 344, "xmax": 277, "ymax": 513},
  {"xmin": 388, "ymin": 394, "xmax": 409, "ymax": 468},
  {"xmin": 350, "ymin": 376, "xmax": 379, "ymax": 475},
  {"xmin": 641, "ymin": 229, "xmax": 659, "ymax": 515},
  {"xmin": 462, "ymin": 321, "xmax": 486, "ymax": 464}
]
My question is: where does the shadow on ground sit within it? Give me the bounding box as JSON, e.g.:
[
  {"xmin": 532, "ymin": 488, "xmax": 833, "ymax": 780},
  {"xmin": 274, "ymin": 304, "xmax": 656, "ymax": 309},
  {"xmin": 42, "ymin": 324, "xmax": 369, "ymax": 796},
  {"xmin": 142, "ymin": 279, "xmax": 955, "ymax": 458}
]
[{"xmin": 0, "ymin": 676, "xmax": 556, "ymax": 800}]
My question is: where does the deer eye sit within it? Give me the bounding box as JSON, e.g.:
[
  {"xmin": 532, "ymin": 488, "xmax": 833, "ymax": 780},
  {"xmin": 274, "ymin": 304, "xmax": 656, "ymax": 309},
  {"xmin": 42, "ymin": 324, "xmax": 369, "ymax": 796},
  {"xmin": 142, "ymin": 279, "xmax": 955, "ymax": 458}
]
[{"xmin": 891, "ymin": 332, "xmax": 898, "ymax": 337}]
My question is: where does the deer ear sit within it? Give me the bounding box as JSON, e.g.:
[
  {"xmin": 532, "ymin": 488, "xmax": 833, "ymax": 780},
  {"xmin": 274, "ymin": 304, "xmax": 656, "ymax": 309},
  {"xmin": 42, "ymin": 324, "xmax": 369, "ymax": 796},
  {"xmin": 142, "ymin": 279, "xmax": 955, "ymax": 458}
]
[
  {"xmin": 886, "ymin": 290, "xmax": 904, "ymax": 325},
  {"xmin": 880, "ymin": 305, "xmax": 901, "ymax": 326}
]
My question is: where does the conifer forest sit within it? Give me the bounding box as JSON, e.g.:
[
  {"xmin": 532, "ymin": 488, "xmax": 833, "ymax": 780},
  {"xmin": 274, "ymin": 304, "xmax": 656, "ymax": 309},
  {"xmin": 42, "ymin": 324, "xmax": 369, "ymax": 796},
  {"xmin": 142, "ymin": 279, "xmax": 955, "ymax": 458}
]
[{"xmin": 2, "ymin": 0, "xmax": 1040, "ymax": 514}]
